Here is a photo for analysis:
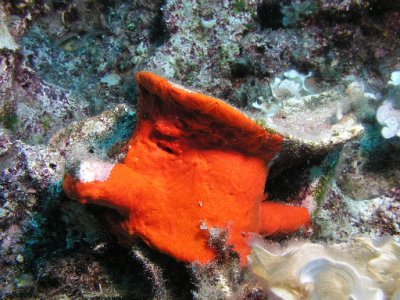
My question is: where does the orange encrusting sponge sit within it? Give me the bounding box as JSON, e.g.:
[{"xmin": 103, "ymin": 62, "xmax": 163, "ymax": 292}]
[{"xmin": 63, "ymin": 71, "xmax": 311, "ymax": 265}]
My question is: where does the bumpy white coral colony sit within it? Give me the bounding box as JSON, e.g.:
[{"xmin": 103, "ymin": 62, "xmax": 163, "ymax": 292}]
[
  {"xmin": 376, "ymin": 100, "xmax": 400, "ymax": 139},
  {"xmin": 250, "ymin": 237, "xmax": 400, "ymax": 300},
  {"xmin": 376, "ymin": 71, "xmax": 400, "ymax": 139}
]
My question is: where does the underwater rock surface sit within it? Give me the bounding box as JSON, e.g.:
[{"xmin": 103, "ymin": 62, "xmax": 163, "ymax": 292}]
[{"xmin": 0, "ymin": 0, "xmax": 399, "ymax": 298}]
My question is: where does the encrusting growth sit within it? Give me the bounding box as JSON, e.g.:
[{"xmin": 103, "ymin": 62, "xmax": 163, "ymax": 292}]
[{"xmin": 63, "ymin": 71, "xmax": 311, "ymax": 264}]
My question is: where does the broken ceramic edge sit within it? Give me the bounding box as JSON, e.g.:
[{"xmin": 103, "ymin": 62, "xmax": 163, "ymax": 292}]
[
  {"xmin": 263, "ymin": 120, "xmax": 363, "ymax": 178},
  {"xmin": 279, "ymin": 90, "xmax": 341, "ymax": 111},
  {"xmin": 252, "ymin": 89, "xmax": 364, "ymax": 151},
  {"xmin": 49, "ymin": 104, "xmax": 133, "ymax": 147},
  {"xmin": 48, "ymin": 104, "xmax": 135, "ymax": 182},
  {"xmin": 262, "ymin": 120, "xmax": 364, "ymax": 151}
]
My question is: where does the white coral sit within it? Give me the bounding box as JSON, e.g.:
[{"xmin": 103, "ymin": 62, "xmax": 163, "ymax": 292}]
[
  {"xmin": 270, "ymin": 70, "xmax": 313, "ymax": 100},
  {"xmin": 388, "ymin": 70, "xmax": 400, "ymax": 86},
  {"xmin": 376, "ymin": 100, "xmax": 400, "ymax": 139},
  {"xmin": 270, "ymin": 78, "xmax": 302, "ymax": 99},
  {"xmin": 252, "ymin": 70, "xmax": 313, "ymax": 117}
]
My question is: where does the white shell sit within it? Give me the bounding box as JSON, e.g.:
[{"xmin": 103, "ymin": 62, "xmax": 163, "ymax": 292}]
[{"xmin": 250, "ymin": 237, "xmax": 400, "ymax": 299}]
